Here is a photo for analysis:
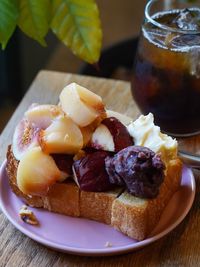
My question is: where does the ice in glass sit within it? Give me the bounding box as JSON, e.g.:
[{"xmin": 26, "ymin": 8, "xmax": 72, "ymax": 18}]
[{"xmin": 132, "ymin": 1, "xmax": 200, "ymax": 136}]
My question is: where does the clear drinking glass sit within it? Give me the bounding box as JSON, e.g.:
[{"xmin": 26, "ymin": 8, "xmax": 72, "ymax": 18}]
[{"xmin": 132, "ymin": 0, "xmax": 200, "ymax": 136}]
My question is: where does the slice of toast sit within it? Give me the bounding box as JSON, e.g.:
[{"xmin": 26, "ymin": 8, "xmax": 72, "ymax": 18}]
[
  {"xmin": 6, "ymin": 145, "xmax": 182, "ymax": 240},
  {"xmin": 111, "ymin": 159, "xmax": 182, "ymax": 240},
  {"xmin": 80, "ymin": 188, "xmax": 123, "ymax": 224},
  {"xmin": 6, "ymin": 145, "xmax": 122, "ymax": 224},
  {"xmin": 43, "ymin": 182, "xmax": 80, "ymax": 217}
]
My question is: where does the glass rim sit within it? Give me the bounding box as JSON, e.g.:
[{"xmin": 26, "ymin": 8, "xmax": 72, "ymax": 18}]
[{"xmin": 145, "ymin": 0, "xmax": 200, "ymax": 34}]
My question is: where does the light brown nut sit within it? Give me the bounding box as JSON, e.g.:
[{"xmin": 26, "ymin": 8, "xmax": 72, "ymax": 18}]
[{"xmin": 19, "ymin": 205, "xmax": 39, "ymax": 225}]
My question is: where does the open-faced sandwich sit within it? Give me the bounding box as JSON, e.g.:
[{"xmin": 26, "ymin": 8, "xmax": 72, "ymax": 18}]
[{"xmin": 6, "ymin": 83, "xmax": 182, "ymax": 241}]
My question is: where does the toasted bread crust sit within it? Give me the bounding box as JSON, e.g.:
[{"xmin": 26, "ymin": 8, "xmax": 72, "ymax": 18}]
[
  {"xmin": 6, "ymin": 146, "xmax": 120, "ymax": 223},
  {"xmin": 6, "ymin": 145, "xmax": 79, "ymax": 215},
  {"xmin": 43, "ymin": 182, "xmax": 80, "ymax": 217},
  {"xmin": 6, "ymin": 145, "xmax": 182, "ymax": 240},
  {"xmin": 80, "ymin": 188, "xmax": 123, "ymax": 224}
]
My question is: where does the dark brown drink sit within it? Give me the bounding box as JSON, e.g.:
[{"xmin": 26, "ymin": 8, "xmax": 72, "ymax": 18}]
[{"xmin": 132, "ymin": 8, "xmax": 200, "ymax": 136}]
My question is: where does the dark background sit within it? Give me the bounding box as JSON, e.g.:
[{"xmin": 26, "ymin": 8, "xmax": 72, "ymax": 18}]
[{"xmin": 0, "ymin": 30, "xmax": 58, "ymax": 105}]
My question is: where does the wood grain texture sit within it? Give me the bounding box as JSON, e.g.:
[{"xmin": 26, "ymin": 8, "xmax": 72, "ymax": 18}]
[{"xmin": 0, "ymin": 71, "xmax": 199, "ymax": 267}]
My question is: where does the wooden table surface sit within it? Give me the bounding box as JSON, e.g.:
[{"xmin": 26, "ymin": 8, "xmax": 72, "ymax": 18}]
[{"xmin": 0, "ymin": 70, "xmax": 200, "ymax": 267}]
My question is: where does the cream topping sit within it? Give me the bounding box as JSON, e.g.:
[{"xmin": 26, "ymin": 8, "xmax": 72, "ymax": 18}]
[{"xmin": 127, "ymin": 113, "xmax": 177, "ymax": 163}]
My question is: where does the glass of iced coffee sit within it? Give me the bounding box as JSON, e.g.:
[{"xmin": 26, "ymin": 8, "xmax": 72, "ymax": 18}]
[{"xmin": 132, "ymin": 0, "xmax": 200, "ymax": 136}]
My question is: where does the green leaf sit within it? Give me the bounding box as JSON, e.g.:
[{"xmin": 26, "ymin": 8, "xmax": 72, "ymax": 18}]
[
  {"xmin": 0, "ymin": 0, "xmax": 19, "ymax": 49},
  {"xmin": 51, "ymin": 0, "xmax": 102, "ymax": 64},
  {"xmin": 18, "ymin": 0, "xmax": 51, "ymax": 46}
]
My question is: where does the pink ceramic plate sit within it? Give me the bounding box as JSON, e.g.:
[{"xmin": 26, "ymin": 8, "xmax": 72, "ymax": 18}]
[{"xmin": 0, "ymin": 161, "xmax": 195, "ymax": 256}]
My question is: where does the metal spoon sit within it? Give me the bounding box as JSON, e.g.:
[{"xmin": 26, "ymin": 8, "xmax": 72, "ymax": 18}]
[{"xmin": 178, "ymin": 150, "xmax": 200, "ymax": 169}]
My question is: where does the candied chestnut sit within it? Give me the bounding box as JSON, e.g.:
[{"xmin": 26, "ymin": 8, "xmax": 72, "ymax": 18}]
[
  {"xmin": 51, "ymin": 154, "xmax": 73, "ymax": 175},
  {"xmin": 73, "ymin": 151, "xmax": 114, "ymax": 192},
  {"xmin": 90, "ymin": 117, "xmax": 133, "ymax": 152}
]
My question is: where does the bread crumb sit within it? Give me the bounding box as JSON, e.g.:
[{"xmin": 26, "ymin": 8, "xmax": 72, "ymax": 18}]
[
  {"xmin": 105, "ymin": 241, "xmax": 113, "ymax": 247},
  {"xmin": 19, "ymin": 205, "xmax": 39, "ymax": 225}
]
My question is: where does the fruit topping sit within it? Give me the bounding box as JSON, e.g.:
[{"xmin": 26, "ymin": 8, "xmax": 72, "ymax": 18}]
[
  {"xmin": 105, "ymin": 146, "xmax": 165, "ymax": 198},
  {"xmin": 106, "ymin": 110, "xmax": 132, "ymax": 126},
  {"xmin": 91, "ymin": 117, "xmax": 133, "ymax": 152},
  {"xmin": 73, "ymin": 151, "xmax": 114, "ymax": 192},
  {"xmin": 73, "ymin": 150, "xmax": 87, "ymax": 161},
  {"xmin": 13, "ymin": 119, "xmax": 41, "ymax": 161},
  {"xmin": 12, "ymin": 84, "xmax": 172, "ymax": 199},
  {"xmin": 91, "ymin": 124, "xmax": 115, "ymax": 151},
  {"xmin": 17, "ymin": 147, "xmax": 62, "ymax": 196},
  {"xmin": 59, "ymin": 83, "xmax": 106, "ymax": 127},
  {"xmin": 39, "ymin": 116, "xmax": 83, "ymax": 154},
  {"xmin": 51, "ymin": 153, "xmax": 73, "ymax": 180},
  {"xmin": 80, "ymin": 126, "xmax": 94, "ymax": 147},
  {"xmin": 25, "ymin": 104, "xmax": 64, "ymax": 129},
  {"xmin": 127, "ymin": 113, "xmax": 177, "ymax": 164}
]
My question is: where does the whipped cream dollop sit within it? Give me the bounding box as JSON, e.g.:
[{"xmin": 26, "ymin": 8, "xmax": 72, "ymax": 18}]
[{"xmin": 127, "ymin": 113, "xmax": 177, "ymax": 164}]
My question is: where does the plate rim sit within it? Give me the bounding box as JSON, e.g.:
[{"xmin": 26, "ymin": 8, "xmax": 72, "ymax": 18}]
[{"xmin": 0, "ymin": 160, "xmax": 196, "ymax": 256}]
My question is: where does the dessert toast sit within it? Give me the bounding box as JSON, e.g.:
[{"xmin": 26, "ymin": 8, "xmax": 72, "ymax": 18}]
[{"xmin": 6, "ymin": 83, "xmax": 182, "ymax": 241}]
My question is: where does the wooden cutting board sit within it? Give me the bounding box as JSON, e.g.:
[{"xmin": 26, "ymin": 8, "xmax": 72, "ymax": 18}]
[{"xmin": 0, "ymin": 70, "xmax": 199, "ymax": 267}]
